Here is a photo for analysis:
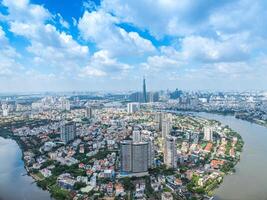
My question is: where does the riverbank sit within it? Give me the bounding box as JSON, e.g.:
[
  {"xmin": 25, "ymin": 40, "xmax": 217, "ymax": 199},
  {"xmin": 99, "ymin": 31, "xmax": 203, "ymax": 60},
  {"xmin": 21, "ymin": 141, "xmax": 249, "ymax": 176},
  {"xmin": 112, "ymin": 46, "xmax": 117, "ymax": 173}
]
[
  {"xmin": 0, "ymin": 133, "xmax": 71, "ymax": 200},
  {"xmin": 0, "ymin": 136, "xmax": 52, "ymax": 200},
  {"xmin": 0, "ymin": 113, "xmax": 244, "ymax": 200},
  {"xmin": 167, "ymin": 108, "xmax": 267, "ymax": 128},
  {"xmin": 190, "ymin": 112, "xmax": 267, "ymax": 200},
  {"xmin": 0, "ymin": 133, "xmax": 61, "ymax": 200},
  {"xmin": 0, "ymin": 120, "xmax": 56, "ymax": 200}
]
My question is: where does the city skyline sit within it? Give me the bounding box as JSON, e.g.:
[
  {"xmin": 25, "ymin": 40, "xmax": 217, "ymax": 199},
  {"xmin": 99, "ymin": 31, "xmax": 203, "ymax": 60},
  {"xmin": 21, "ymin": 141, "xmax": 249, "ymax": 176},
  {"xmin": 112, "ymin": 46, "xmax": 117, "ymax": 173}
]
[
  {"xmin": 0, "ymin": 79, "xmax": 267, "ymax": 199},
  {"xmin": 1, "ymin": 1, "xmax": 267, "ymax": 200},
  {"xmin": 0, "ymin": 0, "xmax": 267, "ymax": 92}
]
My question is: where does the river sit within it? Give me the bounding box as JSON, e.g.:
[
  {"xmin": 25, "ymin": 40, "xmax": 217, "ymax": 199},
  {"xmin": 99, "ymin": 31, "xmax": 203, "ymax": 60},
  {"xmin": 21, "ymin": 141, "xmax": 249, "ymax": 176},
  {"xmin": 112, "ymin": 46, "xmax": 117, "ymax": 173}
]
[
  {"xmin": 0, "ymin": 137, "xmax": 52, "ymax": 200},
  {"xmin": 1, "ymin": 113, "xmax": 267, "ymax": 200},
  {"xmin": 193, "ymin": 112, "xmax": 267, "ymax": 200}
]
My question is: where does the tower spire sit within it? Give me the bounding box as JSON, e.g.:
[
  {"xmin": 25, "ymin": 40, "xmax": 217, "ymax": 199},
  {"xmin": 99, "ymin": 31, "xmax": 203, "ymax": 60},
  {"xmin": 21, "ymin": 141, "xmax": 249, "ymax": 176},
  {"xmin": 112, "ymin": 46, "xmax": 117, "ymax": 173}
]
[{"xmin": 143, "ymin": 76, "xmax": 147, "ymax": 103}]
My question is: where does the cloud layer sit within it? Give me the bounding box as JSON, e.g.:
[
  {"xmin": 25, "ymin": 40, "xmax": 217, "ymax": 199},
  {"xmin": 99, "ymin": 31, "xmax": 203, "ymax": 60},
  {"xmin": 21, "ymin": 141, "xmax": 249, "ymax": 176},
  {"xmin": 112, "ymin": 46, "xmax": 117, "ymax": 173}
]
[{"xmin": 0, "ymin": 0, "xmax": 267, "ymax": 92}]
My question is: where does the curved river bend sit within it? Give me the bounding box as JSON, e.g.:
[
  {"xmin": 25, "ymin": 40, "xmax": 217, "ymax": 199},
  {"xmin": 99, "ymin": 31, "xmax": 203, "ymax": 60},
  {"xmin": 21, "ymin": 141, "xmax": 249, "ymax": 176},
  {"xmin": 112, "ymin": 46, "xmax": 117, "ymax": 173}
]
[
  {"xmin": 194, "ymin": 112, "xmax": 267, "ymax": 200},
  {"xmin": 0, "ymin": 137, "xmax": 52, "ymax": 200},
  {"xmin": 1, "ymin": 112, "xmax": 267, "ymax": 200}
]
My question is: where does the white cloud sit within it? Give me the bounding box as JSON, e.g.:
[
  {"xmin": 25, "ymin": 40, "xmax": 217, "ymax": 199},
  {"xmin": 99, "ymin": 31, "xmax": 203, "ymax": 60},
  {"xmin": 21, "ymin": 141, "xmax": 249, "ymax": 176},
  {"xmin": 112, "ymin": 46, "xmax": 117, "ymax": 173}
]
[
  {"xmin": 0, "ymin": 26, "xmax": 7, "ymax": 43},
  {"xmin": 1, "ymin": 0, "xmax": 267, "ymax": 91},
  {"xmin": 3, "ymin": 0, "xmax": 89, "ymax": 72},
  {"xmin": 78, "ymin": 10, "xmax": 156, "ymax": 56},
  {"xmin": 72, "ymin": 17, "xmax": 77, "ymax": 26},
  {"xmin": 9, "ymin": 22, "xmax": 89, "ymax": 71},
  {"xmin": 25, "ymin": 69, "xmax": 56, "ymax": 80},
  {"xmin": 57, "ymin": 13, "xmax": 70, "ymax": 29},
  {"xmin": 101, "ymin": 0, "xmax": 230, "ymax": 38},
  {"xmin": 80, "ymin": 67, "xmax": 107, "ymax": 77},
  {"xmin": 80, "ymin": 50, "xmax": 131, "ymax": 77},
  {"xmin": 101, "ymin": 0, "xmax": 267, "ymax": 38},
  {"xmin": 0, "ymin": 26, "xmax": 21, "ymax": 76},
  {"xmin": 2, "ymin": 0, "xmax": 51, "ymax": 23},
  {"xmin": 209, "ymin": 0, "xmax": 267, "ymax": 36},
  {"xmin": 181, "ymin": 34, "xmax": 251, "ymax": 63},
  {"xmin": 24, "ymin": 24, "xmax": 89, "ymax": 58},
  {"xmin": 3, "ymin": 0, "xmax": 29, "ymax": 9},
  {"xmin": 78, "ymin": 10, "xmax": 117, "ymax": 41},
  {"xmin": 141, "ymin": 46, "xmax": 183, "ymax": 71}
]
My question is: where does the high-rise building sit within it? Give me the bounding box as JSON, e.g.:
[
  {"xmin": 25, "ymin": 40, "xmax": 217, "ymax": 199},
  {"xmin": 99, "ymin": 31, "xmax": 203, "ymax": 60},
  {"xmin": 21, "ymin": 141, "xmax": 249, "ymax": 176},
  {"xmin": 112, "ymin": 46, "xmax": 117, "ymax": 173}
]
[
  {"xmin": 164, "ymin": 136, "xmax": 177, "ymax": 168},
  {"xmin": 170, "ymin": 89, "xmax": 183, "ymax": 99},
  {"xmin": 162, "ymin": 120, "xmax": 171, "ymax": 138},
  {"xmin": 86, "ymin": 107, "xmax": 93, "ymax": 118},
  {"xmin": 133, "ymin": 130, "xmax": 141, "ymax": 142},
  {"xmin": 132, "ymin": 142, "xmax": 149, "ymax": 173},
  {"xmin": 203, "ymin": 126, "xmax": 213, "ymax": 141},
  {"xmin": 2, "ymin": 104, "xmax": 9, "ymax": 117},
  {"xmin": 138, "ymin": 132, "xmax": 155, "ymax": 169},
  {"xmin": 2, "ymin": 109, "xmax": 9, "ymax": 117},
  {"xmin": 155, "ymin": 112, "xmax": 163, "ymax": 131},
  {"xmin": 127, "ymin": 103, "xmax": 140, "ymax": 113},
  {"xmin": 120, "ymin": 139, "xmax": 151, "ymax": 174},
  {"xmin": 143, "ymin": 77, "xmax": 147, "ymax": 103},
  {"xmin": 60, "ymin": 122, "xmax": 76, "ymax": 144},
  {"xmin": 129, "ymin": 92, "xmax": 143, "ymax": 102},
  {"xmin": 147, "ymin": 137, "xmax": 155, "ymax": 168},
  {"xmin": 162, "ymin": 113, "xmax": 173, "ymax": 138},
  {"xmin": 60, "ymin": 98, "xmax": 70, "ymax": 111},
  {"xmin": 120, "ymin": 140, "xmax": 132, "ymax": 173},
  {"xmin": 148, "ymin": 92, "xmax": 159, "ymax": 102}
]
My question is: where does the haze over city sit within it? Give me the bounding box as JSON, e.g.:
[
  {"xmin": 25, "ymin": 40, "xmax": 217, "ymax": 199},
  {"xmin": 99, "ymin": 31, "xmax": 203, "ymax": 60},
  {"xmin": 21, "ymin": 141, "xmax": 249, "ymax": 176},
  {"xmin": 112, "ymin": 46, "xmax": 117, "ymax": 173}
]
[{"xmin": 1, "ymin": 0, "xmax": 267, "ymax": 92}]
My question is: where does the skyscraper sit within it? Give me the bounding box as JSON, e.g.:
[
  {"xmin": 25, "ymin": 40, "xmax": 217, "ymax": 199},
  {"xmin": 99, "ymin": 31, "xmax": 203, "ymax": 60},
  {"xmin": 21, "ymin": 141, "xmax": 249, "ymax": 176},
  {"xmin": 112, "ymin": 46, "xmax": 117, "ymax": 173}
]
[
  {"xmin": 120, "ymin": 140, "xmax": 149, "ymax": 174},
  {"xmin": 155, "ymin": 112, "xmax": 163, "ymax": 131},
  {"xmin": 120, "ymin": 133, "xmax": 152, "ymax": 174},
  {"xmin": 60, "ymin": 122, "xmax": 76, "ymax": 144},
  {"xmin": 162, "ymin": 113, "xmax": 173, "ymax": 138},
  {"xmin": 132, "ymin": 130, "xmax": 141, "ymax": 142},
  {"xmin": 86, "ymin": 107, "xmax": 93, "ymax": 118},
  {"xmin": 120, "ymin": 140, "xmax": 132, "ymax": 173},
  {"xmin": 143, "ymin": 77, "xmax": 147, "ymax": 103},
  {"xmin": 2, "ymin": 104, "xmax": 9, "ymax": 117},
  {"xmin": 203, "ymin": 126, "xmax": 213, "ymax": 142},
  {"xmin": 144, "ymin": 136, "xmax": 155, "ymax": 168},
  {"xmin": 127, "ymin": 103, "xmax": 140, "ymax": 113},
  {"xmin": 59, "ymin": 97, "xmax": 70, "ymax": 111},
  {"xmin": 162, "ymin": 120, "xmax": 171, "ymax": 139},
  {"xmin": 164, "ymin": 135, "xmax": 177, "ymax": 168},
  {"xmin": 132, "ymin": 142, "xmax": 149, "ymax": 173}
]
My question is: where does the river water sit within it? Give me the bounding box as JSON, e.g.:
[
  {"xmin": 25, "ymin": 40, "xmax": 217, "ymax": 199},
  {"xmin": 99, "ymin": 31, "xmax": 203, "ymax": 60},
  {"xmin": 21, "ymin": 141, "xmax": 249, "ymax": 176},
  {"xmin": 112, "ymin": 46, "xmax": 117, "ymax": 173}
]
[
  {"xmin": 0, "ymin": 137, "xmax": 52, "ymax": 200},
  {"xmin": 193, "ymin": 112, "xmax": 267, "ymax": 200},
  {"xmin": 1, "ymin": 112, "xmax": 267, "ymax": 200}
]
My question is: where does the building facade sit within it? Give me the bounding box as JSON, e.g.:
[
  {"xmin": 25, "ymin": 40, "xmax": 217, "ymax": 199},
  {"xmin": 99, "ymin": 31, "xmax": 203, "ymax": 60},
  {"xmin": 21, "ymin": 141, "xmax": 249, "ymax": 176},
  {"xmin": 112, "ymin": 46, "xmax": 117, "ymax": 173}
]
[
  {"xmin": 203, "ymin": 126, "xmax": 213, "ymax": 141},
  {"xmin": 120, "ymin": 140, "xmax": 132, "ymax": 173},
  {"xmin": 164, "ymin": 136, "xmax": 177, "ymax": 168},
  {"xmin": 132, "ymin": 142, "xmax": 149, "ymax": 173},
  {"xmin": 143, "ymin": 77, "xmax": 147, "ymax": 103},
  {"xmin": 127, "ymin": 103, "xmax": 140, "ymax": 113},
  {"xmin": 120, "ymin": 140, "xmax": 150, "ymax": 174},
  {"xmin": 86, "ymin": 107, "xmax": 93, "ymax": 118},
  {"xmin": 60, "ymin": 122, "xmax": 76, "ymax": 144}
]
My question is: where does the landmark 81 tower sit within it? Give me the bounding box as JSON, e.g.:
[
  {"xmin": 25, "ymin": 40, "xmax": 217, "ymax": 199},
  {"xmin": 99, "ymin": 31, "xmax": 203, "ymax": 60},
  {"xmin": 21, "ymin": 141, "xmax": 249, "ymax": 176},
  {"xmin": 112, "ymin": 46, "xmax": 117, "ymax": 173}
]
[{"xmin": 143, "ymin": 77, "xmax": 147, "ymax": 103}]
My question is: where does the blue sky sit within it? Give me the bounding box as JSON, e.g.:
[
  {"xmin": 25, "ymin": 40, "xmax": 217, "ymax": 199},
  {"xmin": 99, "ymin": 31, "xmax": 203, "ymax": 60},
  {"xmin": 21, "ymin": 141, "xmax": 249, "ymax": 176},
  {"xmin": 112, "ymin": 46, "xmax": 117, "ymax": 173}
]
[{"xmin": 0, "ymin": 0, "xmax": 267, "ymax": 92}]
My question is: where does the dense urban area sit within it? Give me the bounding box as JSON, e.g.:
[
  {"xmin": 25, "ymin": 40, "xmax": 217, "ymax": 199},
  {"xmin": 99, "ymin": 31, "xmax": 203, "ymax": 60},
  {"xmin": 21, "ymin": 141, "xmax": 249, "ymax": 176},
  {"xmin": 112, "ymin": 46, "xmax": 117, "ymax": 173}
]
[
  {"xmin": 0, "ymin": 80, "xmax": 267, "ymax": 200},
  {"xmin": 1, "ymin": 81, "xmax": 267, "ymax": 200},
  {"xmin": 1, "ymin": 0, "xmax": 267, "ymax": 199}
]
